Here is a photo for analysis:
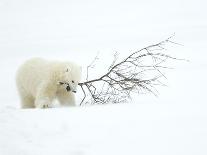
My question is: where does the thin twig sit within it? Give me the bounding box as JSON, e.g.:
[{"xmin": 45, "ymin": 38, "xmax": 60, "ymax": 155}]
[{"xmin": 78, "ymin": 35, "xmax": 184, "ymax": 105}]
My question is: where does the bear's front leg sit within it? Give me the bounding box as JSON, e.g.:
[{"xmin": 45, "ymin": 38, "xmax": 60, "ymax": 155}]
[
  {"xmin": 35, "ymin": 97, "xmax": 52, "ymax": 108},
  {"xmin": 35, "ymin": 82, "xmax": 56, "ymax": 108},
  {"xmin": 57, "ymin": 91, "xmax": 76, "ymax": 107}
]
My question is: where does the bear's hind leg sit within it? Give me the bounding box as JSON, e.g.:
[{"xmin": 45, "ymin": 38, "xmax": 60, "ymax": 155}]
[
  {"xmin": 17, "ymin": 85, "xmax": 35, "ymax": 108},
  {"xmin": 19, "ymin": 91, "xmax": 35, "ymax": 108},
  {"xmin": 21, "ymin": 95, "xmax": 35, "ymax": 108}
]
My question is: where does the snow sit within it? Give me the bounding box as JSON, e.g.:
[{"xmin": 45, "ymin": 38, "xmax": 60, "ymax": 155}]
[
  {"xmin": 0, "ymin": 0, "xmax": 207, "ymax": 154},
  {"xmin": 1, "ymin": 104, "xmax": 207, "ymax": 155}
]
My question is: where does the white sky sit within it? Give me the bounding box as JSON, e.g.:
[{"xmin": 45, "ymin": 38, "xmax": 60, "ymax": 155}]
[{"xmin": 0, "ymin": 0, "xmax": 207, "ymax": 59}]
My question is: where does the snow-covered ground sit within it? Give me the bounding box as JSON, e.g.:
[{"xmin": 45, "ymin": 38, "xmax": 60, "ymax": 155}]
[
  {"xmin": 1, "ymin": 103, "xmax": 207, "ymax": 155},
  {"xmin": 0, "ymin": 0, "xmax": 207, "ymax": 154}
]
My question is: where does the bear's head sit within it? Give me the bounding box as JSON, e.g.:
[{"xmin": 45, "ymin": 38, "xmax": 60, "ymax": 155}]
[{"xmin": 58, "ymin": 62, "xmax": 82, "ymax": 93}]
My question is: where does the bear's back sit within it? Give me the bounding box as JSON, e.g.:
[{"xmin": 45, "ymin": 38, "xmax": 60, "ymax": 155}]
[{"xmin": 16, "ymin": 58, "xmax": 49, "ymax": 95}]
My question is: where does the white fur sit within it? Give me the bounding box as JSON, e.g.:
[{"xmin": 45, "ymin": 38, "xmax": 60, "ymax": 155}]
[{"xmin": 16, "ymin": 58, "xmax": 82, "ymax": 108}]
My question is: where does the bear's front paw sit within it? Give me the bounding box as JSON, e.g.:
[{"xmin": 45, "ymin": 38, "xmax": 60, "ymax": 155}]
[
  {"xmin": 36, "ymin": 103, "xmax": 52, "ymax": 109},
  {"xmin": 42, "ymin": 104, "xmax": 51, "ymax": 108},
  {"xmin": 35, "ymin": 98, "xmax": 52, "ymax": 109}
]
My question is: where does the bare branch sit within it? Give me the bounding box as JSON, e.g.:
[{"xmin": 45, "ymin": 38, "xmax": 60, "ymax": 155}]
[
  {"xmin": 86, "ymin": 52, "xmax": 99, "ymax": 81},
  {"xmin": 78, "ymin": 36, "xmax": 185, "ymax": 105}
]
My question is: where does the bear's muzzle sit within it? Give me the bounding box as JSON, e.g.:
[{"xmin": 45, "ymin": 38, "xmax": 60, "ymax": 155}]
[{"xmin": 66, "ymin": 85, "xmax": 71, "ymax": 92}]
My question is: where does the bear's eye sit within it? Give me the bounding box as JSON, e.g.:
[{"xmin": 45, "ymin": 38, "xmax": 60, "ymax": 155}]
[{"xmin": 72, "ymin": 80, "xmax": 75, "ymax": 83}]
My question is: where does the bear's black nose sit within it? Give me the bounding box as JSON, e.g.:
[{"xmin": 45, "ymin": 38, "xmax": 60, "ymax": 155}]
[{"xmin": 66, "ymin": 86, "xmax": 71, "ymax": 92}]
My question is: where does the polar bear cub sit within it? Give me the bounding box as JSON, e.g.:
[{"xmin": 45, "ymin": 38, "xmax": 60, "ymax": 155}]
[{"xmin": 16, "ymin": 58, "xmax": 82, "ymax": 108}]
